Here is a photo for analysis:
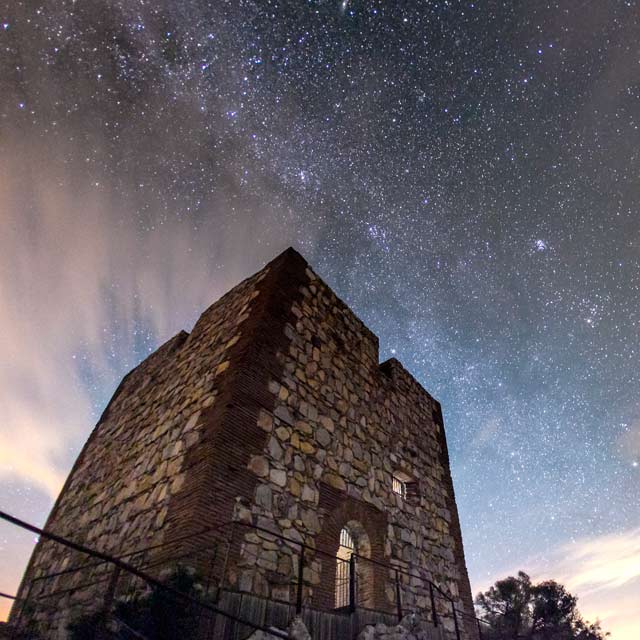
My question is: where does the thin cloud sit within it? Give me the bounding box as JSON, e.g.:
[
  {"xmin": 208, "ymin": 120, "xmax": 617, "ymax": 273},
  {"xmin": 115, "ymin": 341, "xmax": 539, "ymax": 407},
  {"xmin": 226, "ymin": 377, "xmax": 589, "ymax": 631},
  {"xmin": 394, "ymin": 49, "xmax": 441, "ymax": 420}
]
[
  {"xmin": 556, "ymin": 528, "xmax": 640, "ymax": 596},
  {"xmin": 0, "ymin": 137, "xmax": 295, "ymax": 499},
  {"xmin": 475, "ymin": 528, "xmax": 640, "ymax": 640}
]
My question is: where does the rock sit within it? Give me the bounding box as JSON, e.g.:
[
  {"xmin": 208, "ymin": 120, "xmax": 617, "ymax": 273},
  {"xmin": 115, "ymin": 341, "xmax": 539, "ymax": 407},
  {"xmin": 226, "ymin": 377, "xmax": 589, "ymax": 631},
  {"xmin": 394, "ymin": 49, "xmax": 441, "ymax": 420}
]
[
  {"xmin": 290, "ymin": 478, "xmax": 301, "ymax": 497},
  {"xmin": 269, "ymin": 437, "xmax": 284, "ymax": 461},
  {"xmin": 316, "ymin": 427, "xmax": 332, "ymax": 447},
  {"xmin": 256, "ymin": 484, "xmax": 272, "ymax": 510},
  {"xmin": 283, "ymin": 526, "xmax": 303, "ymax": 544},
  {"xmin": 184, "ymin": 411, "xmax": 201, "ymax": 431},
  {"xmin": 244, "ymin": 616, "xmax": 310, "ymax": 640},
  {"xmin": 319, "ymin": 415, "xmax": 334, "ymax": 432},
  {"xmin": 274, "ymin": 405, "xmax": 294, "ymax": 425},
  {"xmin": 248, "ymin": 456, "xmax": 270, "ymax": 477},
  {"xmin": 357, "ymin": 625, "xmax": 377, "ymax": 640},
  {"xmin": 235, "ymin": 502, "xmax": 252, "ymax": 524},
  {"xmin": 258, "ymin": 410, "xmax": 274, "ymax": 432},
  {"xmin": 300, "ymin": 441, "xmax": 315, "ymax": 455},
  {"xmin": 288, "ymin": 616, "xmax": 312, "ymax": 640},
  {"xmin": 215, "ymin": 360, "xmax": 230, "ymax": 375},
  {"xmin": 301, "ymin": 508, "xmax": 321, "ymax": 532},
  {"xmin": 296, "ymin": 420, "xmax": 312, "ymax": 435},
  {"xmin": 293, "ymin": 455, "xmax": 305, "ymax": 472},
  {"xmin": 325, "ymin": 472, "xmax": 346, "ymax": 491},
  {"xmin": 301, "ymin": 484, "xmax": 315, "ymax": 503},
  {"xmin": 170, "ymin": 473, "xmax": 185, "ymax": 494},
  {"xmin": 270, "ymin": 468, "xmax": 287, "ymax": 487},
  {"xmin": 276, "ymin": 554, "xmax": 292, "ymax": 576},
  {"xmin": 238, "ymin": 571, "xmax": 253, "ymax": 593},
  {"xmin": 356, "ymin": 615, "xmax": 440, "ymax": 640}
]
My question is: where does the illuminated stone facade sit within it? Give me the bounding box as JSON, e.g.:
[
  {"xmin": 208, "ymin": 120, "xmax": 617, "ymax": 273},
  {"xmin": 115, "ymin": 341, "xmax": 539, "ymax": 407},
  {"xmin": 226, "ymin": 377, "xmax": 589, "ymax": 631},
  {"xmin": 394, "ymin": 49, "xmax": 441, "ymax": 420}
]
[{"xmin": 12, "ymin": 248, "xmax": 477, "ymax": 639}]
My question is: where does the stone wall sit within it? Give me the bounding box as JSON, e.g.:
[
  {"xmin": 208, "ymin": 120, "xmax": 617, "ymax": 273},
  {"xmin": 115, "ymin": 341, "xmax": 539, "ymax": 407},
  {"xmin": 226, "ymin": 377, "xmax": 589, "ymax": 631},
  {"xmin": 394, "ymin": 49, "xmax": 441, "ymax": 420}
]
[
  {"xmin": 230, "ymin": 253, "xmax": 477, "ymax": 639},
  {"xmin": 11, "ymin": 255, "xmax": 276, "ymax": 635},
  {"xmin": 12, "ymin": 248, "xmax": 476, "ymax": 640}
]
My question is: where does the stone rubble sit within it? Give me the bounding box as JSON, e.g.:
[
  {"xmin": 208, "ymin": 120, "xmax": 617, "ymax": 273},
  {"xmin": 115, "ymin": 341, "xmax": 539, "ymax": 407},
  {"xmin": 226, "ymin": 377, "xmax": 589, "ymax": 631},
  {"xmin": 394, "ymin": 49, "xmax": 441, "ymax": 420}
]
[
  {"xmin": 357, "ymin": 614, "xmax": 444, "ymax": 640},
  {"xmin": 247, "ymin": 616, "xmax": 312, "ymax": 640}
]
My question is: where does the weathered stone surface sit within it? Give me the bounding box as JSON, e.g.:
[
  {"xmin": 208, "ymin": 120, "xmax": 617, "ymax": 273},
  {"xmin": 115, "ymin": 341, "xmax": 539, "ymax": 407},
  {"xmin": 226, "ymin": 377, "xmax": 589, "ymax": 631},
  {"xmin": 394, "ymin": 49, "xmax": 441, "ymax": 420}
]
[
  {"xmin": 301, "ymin": 508, "xmax": 321, "ymax": 533},
  {"xmin": 299, "ymin": 441, "xmax": 315, "ymax": 455},
  {"xmin": 16, "ymin": 248, "xmax": 476, "ymax": 640},
  {"xmin": 357, "ymin": 615, "xmax": 444, "ymax": 640},
  {"xmin": 245, "ymin": 616, "xmax": 311, "ymax": 640},
  {"xmin": 301, "ymin": 484, "xmax": 315, "ymax": 503},
  {"xmin": 319, "ymin": 415, "xmax": 334, "ymax": 432},
  {"xmin": 258, "ymin": 410, "xmax": 274, "ymax": 432},
  {"xmin": 256, "ymin": 484, "xmax": 273, "ymax": 510},
  {"xmin": 288, "ymin": 616, "xmax": 312, "ymax": 640},
  {"xmin": 324, "ymin": 472, "xmax": 346, "ymax": 491},
  {"xmin": 249, "ymin": 456, "xmax": 270, "ymax": 478},
  {"xmin": 270, "ymin": 469, "xmax": 287, "ymax": 487},
  {"xmin": 274, "ymin": 405, "xmax": 294, "ymax": 425},
  {"xmin": 268, "ymin": 437, "xmax": 284, "ymax": 461},
  {"xmin": 315, "ymin": 427, "xmax": 331, "ymax": 447},
  {"xmin": 237, "ymin": 254, "xmax": 476, "ymax": 638}
]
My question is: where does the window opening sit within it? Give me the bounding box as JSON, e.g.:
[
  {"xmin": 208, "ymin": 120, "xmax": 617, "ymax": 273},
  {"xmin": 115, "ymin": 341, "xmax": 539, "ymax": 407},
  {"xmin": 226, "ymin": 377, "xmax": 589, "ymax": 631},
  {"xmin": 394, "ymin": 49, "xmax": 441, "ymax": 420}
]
[
  {"xmin": 335, "ymin": 527, "xmax": 355, "ymax": 608},
  {"xmin": 392, "ymin": 475, "xmax": 407, "ymax": 499}
]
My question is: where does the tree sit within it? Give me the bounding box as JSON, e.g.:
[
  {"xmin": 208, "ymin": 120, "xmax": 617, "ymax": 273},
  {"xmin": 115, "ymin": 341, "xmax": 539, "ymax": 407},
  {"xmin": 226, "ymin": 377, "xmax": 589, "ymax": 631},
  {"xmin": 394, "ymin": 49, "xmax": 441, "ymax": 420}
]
[
  {"xmin": 115, "ymin": 566, "xmax": 204, "ymax": 639},
  {"xmin": 475, "ymin": 571, "xmax": 532, "ymax": 639},
  {"xmin": 573, "ymin": 619, "xmax": 609, "ymax": 640},
  {"xmin": 529, "ymin": 581, "xmax": 577, "ymax": 639},
  {"xmin": 68, "ymin": 566, "xmax": 208, "ymax": 640},
  {"xmin": 475, "ymin": 572, "xmax": 608, "ymax": 640}
]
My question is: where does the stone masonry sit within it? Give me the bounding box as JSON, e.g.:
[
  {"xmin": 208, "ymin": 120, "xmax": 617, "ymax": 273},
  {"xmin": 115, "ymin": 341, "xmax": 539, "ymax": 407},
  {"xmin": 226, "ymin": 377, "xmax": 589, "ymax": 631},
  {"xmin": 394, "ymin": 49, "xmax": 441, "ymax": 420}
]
[{"xmin": 11, "ymin": 248, "xmax": 477, "ymax": 639}]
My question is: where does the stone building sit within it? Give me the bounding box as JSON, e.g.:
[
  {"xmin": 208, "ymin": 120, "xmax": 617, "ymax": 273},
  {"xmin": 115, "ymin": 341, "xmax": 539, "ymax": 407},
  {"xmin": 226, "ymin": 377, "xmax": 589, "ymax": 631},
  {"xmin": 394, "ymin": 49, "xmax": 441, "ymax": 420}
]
[{"xmin": 12, "ymin": 248, "xmax": 477, "ymax": 639}]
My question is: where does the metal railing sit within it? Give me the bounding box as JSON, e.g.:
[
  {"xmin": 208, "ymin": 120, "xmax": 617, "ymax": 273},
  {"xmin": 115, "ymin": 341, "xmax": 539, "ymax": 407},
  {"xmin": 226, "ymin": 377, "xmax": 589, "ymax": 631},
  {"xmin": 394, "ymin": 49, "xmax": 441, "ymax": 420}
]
[
  {"xmin": 212, "ymin": 519, "xmax": 489, "ymax": 639},
  {"xmin": 1, "ymin": 510, "xmax": 491, "ymax": 639},
  {"xmin": 0, "ymin": 510, "xmax": 287, "ymax": 639}
]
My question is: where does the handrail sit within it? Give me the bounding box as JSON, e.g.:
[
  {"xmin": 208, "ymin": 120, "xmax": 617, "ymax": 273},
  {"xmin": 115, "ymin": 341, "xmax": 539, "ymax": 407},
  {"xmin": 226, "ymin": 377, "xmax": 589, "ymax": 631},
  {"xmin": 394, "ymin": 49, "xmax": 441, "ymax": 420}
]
[
  {"xmin": 216, "ymin": 520, "xmax": 491, "ymax": 634},
  {"xmin": 30, "ymin": 519, "xmax": 235, "ymax": 584},
  {"xmin": 216, "ymin": 520, "xmax": 457, "ymax": 602},
  {"xmin": 0, "ymin": 510, "xmax": 288, "ymax": 639},
  {"xmin": 3, "ymin": 510, "xmax": 492, "ymax": 637}
]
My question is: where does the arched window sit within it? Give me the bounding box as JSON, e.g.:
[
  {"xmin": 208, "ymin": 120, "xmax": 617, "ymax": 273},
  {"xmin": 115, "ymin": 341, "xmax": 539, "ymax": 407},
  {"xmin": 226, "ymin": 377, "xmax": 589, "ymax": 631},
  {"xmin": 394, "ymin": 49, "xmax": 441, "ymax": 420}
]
[
  {"xmin": 335, "ymin": 526, "xmax": 355, "ymax": 608},
  {"xmin": 334, "ymin": 522, "xmax": 374, "ymax": 610}
]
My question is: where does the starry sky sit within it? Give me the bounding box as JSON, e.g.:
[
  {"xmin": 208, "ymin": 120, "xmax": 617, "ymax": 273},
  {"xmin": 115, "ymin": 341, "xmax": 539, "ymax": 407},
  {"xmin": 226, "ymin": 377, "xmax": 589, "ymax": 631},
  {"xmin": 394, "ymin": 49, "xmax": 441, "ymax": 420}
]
[{"xmin": 1, "ymin": 0, "xmax": 639, "ymax": 636}]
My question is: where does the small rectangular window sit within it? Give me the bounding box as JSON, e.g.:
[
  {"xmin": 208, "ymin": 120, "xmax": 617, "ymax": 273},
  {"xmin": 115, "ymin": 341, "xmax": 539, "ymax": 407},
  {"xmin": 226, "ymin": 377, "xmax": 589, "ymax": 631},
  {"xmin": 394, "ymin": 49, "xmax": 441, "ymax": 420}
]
[{"xmin": 392, "ymin": 475, "xmax": 407, "ymax": 499}]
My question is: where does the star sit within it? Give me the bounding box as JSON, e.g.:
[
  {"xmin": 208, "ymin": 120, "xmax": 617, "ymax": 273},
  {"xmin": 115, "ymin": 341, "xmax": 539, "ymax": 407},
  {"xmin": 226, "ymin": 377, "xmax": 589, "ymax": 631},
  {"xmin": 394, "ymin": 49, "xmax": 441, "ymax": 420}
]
[{"xmin": 0, "ymin": 1, "xmax": 638, "ymax": 635}]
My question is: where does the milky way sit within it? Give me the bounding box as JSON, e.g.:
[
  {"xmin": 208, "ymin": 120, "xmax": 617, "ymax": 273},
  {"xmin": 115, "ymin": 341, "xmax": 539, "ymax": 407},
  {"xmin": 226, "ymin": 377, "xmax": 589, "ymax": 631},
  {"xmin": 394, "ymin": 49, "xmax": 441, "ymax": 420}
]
[{"xmin": 1, "ymin": 1, "xmax": 639, "ymax": 634}]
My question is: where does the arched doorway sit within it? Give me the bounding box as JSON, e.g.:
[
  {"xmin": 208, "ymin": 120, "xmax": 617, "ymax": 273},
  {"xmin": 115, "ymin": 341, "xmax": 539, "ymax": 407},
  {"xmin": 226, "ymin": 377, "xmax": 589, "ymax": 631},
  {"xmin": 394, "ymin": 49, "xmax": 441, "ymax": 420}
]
[
  {"xmin": 335, "ymin": 526, "xmax": 355, "ymax": 608},
  {"xmin": 334, "ymin": 521, "xmax": 373, "ymax": 610}
]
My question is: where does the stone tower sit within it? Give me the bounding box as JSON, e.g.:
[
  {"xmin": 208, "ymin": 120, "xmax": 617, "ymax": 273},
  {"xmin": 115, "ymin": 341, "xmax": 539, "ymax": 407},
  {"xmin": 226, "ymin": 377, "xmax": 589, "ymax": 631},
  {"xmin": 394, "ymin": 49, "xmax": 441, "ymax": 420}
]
[{"xmin": 12, "ymin": 248, "xmax": 477, "ymax": 639}]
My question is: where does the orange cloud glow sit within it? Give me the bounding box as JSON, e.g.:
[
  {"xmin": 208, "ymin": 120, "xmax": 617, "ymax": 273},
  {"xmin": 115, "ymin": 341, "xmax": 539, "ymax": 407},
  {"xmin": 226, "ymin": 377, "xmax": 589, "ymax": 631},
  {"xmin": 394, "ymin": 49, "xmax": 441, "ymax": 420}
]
[
  {"xmin": 0, "ymin": 137, "xmax": 301, "ymax": 620},
  {"xmin": 475, "ymin": 528, "xmax": 640, "ymax": 639}
]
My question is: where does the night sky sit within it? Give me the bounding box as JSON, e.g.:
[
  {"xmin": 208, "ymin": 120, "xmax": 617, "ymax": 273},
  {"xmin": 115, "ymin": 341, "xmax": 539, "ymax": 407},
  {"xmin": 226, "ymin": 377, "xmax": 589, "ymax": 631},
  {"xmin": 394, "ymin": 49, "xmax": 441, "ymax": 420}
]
[{"xmin": 1, "ymin": 1, "xmax": 639, "ymax": 636}]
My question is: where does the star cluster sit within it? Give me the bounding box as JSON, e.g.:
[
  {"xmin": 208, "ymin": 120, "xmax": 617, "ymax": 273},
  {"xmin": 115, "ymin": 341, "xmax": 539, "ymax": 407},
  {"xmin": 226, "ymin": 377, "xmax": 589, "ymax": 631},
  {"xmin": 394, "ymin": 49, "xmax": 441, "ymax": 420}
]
[{"xmin": 1, "ymin": 0, "xmax": 639, "ymax": 632}]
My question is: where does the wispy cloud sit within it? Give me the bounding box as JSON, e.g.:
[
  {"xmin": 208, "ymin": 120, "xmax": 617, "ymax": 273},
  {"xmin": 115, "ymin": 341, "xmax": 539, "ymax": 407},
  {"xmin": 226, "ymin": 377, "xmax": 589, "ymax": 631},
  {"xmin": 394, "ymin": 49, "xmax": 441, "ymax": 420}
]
[
  {"xmin": 0, "ymin": 137, "xmax": 294, "ymax": 500},
  {"xmin": 0, "ymin": 95, "xmax": 311, "ymax": 616},
  {"xmin": 552, "ymin": 528, "xmax": 640, "ymax": 596},
  {"xmin": 538, "ymin": 529, "xmax": 640, "ymax": 640},
  {"xmin": 474, "ymin": 528, "xmax": 640, "ymax": 639}
]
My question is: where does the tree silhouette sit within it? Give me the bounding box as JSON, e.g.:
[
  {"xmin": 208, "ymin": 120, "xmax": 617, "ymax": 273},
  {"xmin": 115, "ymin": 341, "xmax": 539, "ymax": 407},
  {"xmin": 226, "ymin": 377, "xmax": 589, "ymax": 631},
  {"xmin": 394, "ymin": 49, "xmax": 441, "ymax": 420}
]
[{"xmin": 475, "ymin": 572, "xmax": 608, "ymax": 640}]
